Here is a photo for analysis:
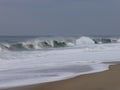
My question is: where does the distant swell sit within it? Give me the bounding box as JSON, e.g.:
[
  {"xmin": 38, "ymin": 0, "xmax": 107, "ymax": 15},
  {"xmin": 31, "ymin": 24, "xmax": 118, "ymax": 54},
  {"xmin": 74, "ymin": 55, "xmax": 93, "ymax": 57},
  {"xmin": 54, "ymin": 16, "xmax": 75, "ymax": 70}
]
[{"xmin": 0, "ymin": 36, "xmax": 119, "ymax": 51}]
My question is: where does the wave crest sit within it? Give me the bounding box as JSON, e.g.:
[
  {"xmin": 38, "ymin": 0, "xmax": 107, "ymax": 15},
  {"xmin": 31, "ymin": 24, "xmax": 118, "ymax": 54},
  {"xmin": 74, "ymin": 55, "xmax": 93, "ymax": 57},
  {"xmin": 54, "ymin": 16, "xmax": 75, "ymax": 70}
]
[
  {"xmin": 0, "ymin": 36, "xmax": 119, "ymax": 51},
  {"xmin": 76, "ymin": 36, "xmax": 95, "ymax": 45}
]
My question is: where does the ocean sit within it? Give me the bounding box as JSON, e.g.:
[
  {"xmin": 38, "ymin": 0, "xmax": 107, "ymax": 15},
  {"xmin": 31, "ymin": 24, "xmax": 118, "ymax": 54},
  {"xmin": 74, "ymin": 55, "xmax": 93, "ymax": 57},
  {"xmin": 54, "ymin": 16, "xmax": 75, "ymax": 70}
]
[{"xmin": 0, "ymin": 36, "xmax": 120, "ymax": 88}]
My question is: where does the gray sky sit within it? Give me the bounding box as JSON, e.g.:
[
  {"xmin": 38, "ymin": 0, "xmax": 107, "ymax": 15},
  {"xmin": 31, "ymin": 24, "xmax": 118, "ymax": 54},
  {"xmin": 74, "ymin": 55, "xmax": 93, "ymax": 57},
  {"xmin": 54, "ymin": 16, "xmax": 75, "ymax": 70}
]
[{"xmin": 0, "ymin": 0, "xmax": 120, "ymax": 36}]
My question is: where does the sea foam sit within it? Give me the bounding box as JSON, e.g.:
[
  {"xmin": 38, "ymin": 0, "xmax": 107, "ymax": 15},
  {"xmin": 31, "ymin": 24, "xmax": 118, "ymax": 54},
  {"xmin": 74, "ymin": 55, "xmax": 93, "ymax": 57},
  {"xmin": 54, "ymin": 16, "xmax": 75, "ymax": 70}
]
[{"xmin": 0, "ymin": 36, "xmax": 120, "ymax": 88}]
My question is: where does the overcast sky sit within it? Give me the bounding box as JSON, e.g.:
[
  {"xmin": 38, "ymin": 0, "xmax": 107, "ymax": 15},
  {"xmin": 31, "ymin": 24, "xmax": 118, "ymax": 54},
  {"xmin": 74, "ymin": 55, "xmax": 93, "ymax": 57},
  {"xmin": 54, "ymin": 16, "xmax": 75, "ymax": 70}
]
[{"xmin": 0, "ymin": 0, "xmax": 120, "ymax": 36}]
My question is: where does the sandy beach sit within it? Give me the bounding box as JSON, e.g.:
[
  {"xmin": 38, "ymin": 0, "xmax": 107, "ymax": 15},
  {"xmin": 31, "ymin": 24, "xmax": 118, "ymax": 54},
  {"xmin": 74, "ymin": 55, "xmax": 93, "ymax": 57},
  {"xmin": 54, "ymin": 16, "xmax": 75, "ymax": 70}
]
[{"xmin": 1, "ymin": 64, "xmax": 120, "ymax": 90}]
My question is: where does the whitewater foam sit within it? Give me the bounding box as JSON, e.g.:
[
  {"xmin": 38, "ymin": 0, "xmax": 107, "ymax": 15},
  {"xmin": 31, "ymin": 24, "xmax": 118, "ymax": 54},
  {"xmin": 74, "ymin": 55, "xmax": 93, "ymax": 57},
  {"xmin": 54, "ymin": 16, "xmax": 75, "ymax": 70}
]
[
  {"xmin": 76, "ymin": 36, "xmax": 95, "ymax": 45},
  {"xmin": 0, "ymin": 36, "xmax": 120, "ymax": 88}
]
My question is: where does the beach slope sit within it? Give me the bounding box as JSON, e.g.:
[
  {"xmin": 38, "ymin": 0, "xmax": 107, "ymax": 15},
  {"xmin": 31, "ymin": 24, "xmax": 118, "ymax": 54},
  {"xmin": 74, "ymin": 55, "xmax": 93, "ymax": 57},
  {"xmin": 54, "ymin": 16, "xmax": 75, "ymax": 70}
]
[{"xmin": 2, "ymin": 64, "xmax": 120, "ymax": 90}]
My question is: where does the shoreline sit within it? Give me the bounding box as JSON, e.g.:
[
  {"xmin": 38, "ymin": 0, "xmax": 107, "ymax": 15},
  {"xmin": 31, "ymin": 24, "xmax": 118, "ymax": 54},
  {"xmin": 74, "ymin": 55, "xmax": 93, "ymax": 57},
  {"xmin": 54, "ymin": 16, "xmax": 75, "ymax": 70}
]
[{"xmin": 2, "ymin": 64, "xmax": 120, "ymax": 90}]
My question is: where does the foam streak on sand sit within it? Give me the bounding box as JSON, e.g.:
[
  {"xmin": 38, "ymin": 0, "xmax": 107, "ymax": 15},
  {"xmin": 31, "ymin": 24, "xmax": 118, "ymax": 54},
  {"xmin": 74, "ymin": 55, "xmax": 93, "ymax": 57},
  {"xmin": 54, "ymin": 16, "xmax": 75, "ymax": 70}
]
[{"xmin": 2, "ymin": 64, "xmax": 120, "ymax": 90}]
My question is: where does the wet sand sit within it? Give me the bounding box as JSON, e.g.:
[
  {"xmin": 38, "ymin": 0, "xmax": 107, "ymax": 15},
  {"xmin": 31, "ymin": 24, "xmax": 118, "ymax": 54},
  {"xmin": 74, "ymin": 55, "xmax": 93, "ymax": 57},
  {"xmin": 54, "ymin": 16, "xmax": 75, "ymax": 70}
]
[{"xmin": 2, "ymin": 64, "xmax": 120, "ymax": 90}]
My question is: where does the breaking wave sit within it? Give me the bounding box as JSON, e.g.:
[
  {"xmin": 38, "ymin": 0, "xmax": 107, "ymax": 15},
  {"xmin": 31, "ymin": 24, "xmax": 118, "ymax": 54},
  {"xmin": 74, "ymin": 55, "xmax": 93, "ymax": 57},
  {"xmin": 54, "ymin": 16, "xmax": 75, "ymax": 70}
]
[
  {"xmin": 76, "ymin": 36, "xmax": 95, "ymax": 45},
  {"xmin": 0, "ymin": 38, "xmax": 75, "ymax": 51},
  {"xmin": 0, "ymin": 36, "xmax": 119, "ymax": 51}
]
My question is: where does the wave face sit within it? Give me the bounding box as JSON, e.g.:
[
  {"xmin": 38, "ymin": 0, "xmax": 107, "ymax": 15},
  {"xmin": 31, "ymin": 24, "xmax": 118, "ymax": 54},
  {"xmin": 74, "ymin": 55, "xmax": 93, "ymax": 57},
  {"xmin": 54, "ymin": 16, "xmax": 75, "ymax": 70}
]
[
  {"xmin": 0, "ymin": 36, "xmax": 119, "ymax": 51},
  {"xmin": 92, "ymin": 37, "xmax": 118, "ymax": 44},
  {"xmin": 0, "ymin": 38, "xmax": 75, "ymax": 51},
  {"xmin": 0, "ymin": 36, "xmax": 120, "ymax": 88}
]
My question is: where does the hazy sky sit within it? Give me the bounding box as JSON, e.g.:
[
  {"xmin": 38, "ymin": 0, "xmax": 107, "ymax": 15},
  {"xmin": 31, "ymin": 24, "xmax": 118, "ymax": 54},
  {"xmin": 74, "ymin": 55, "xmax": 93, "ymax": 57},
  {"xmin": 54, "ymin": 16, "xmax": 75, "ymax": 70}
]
[{"xmin": 0, "ymin": 0, "xmax": 120, "ymax": 36}]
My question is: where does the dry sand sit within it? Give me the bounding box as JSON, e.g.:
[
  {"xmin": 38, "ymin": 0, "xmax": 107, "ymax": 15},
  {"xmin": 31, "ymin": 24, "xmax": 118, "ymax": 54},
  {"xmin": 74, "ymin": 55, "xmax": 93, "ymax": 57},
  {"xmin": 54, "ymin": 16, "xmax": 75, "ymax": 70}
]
[{"xmin": 2, "ymin": 64, "xmax": 120, "ymax": 90}]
